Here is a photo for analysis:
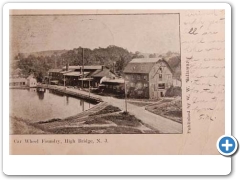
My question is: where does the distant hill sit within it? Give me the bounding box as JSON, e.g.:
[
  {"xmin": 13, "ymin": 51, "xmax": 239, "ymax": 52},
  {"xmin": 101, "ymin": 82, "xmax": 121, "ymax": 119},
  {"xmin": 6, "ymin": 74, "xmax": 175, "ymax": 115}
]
[
  {"xmin": 20, "ymin": 50, "xmax": 68, "ymax": 58},
  {"xmin": 14, "ymin": 46, "xmax": 181, "ymax": 81}
]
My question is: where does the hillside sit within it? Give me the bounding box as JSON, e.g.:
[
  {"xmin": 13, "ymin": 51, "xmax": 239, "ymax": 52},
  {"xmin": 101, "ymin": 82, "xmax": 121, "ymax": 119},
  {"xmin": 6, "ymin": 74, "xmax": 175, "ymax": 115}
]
[
  {"xmin": 20, "ymin": 50, "xmax": 68, "ymax": 58},
  {"xmin": 14, "ymin": 46, "xmax": 181, "ymax": 82}
]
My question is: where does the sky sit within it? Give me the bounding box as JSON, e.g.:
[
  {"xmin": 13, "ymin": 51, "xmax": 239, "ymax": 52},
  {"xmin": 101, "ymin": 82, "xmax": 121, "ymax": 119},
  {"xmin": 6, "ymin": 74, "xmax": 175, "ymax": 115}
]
[{"xmin": 10, "ymin": 14, "xmax": 180, "ymax": 56}]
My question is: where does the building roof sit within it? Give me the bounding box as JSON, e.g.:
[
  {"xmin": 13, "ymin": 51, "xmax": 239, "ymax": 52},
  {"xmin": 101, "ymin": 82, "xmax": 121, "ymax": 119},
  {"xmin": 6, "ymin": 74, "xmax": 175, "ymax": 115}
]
[
  {"xmin": 160, "ymin": 59, "xmax": 174, "ymax": 74},
  {"xmin": 27, "ymin": 74, "xmax": 35, "ymax": 80},
  {"xmin": 59, "ymin": 70, "xmax": 73, "ymax": 74},
  {"xmin": 10, "ymin": 78, "xmax": 26, "ymax": 83},
  {"xmin": 48, "ymin": 69, "xmax": 63, "ymax": 73},
  {"xmin": 91, "ymin": 68, "xmax": 115, "ymax": 78},
  {"xmin": 123, "ymin": 58, "xmax": 173, "ymax": 74},
  {"xmin": 64, "ymin": 71, "xmax": 89, "ymax": 77},
  {"xmin": 101, "ymin": 77, "xmax": 124, "ymax": 84},
  {"xmin": 123, "ymin": 62, "xmax": 156, "ymax": 74},
  {"xmin": 130, "ymin": 58, "xmax": 161, "ymax": 63},
  {"xmin": 62, "ymin": 65, "xmax": 104, "ymax": 70},
  {"xmin": 63, "ymin": 71, "xmax": 81, "ymax": 77},
  {"xmin": 88, "ymin": 69, "xmax": 102, "ymax": 77},
  {"xmin": 123, "ymin": 58, "xmax": 161, "ymax": 74}
]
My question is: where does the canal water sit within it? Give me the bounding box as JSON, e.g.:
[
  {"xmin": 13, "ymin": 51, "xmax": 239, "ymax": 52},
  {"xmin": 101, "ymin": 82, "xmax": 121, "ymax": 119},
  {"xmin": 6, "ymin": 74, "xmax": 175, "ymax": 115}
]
[{"xmin": 10, "ymin": 88, "xmax": 96, "ymax": 122}]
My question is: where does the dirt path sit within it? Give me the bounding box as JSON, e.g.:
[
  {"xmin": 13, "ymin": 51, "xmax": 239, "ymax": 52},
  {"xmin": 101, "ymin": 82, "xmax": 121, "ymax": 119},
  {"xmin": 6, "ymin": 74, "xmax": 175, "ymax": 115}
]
[{"xmin": 46, "ymin": 85, "xmax": 182, "ymax": 133}]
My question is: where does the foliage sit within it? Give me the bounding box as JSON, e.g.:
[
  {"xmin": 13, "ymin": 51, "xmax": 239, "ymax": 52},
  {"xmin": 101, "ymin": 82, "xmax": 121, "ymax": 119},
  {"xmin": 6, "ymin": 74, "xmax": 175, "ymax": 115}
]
[
  {"xmin": 165, "ymin": 86, "xmax": 182, "ymax": 97},
  {"xmin": 167, "ymin": 55, "xmax": 181, "ymax": 79},
  {"xmin": 16, "ymin": 45, "xmax": 134, "ymax": 81},
  {"xmin": 149, "ymin": 53, "xmax": 157, "ymax": 58},
  {"xmin": 130, "ymin": 51, "xmax": 145, "ymax": 59},
  {"xmin": 15, "ymin": 45, "xmax": 181, "ymax": 82},
  {"xmin": 17, "ymin": 55, "xmax": 52, "ymax": 82}
]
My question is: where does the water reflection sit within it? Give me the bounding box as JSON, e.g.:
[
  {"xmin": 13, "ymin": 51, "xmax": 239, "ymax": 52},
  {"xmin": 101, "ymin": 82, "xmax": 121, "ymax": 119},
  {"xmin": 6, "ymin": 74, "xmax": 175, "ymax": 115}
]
[
  {"xmin": 10, "ymin": 89, "xmax": 96, "ymax": 122},
  {"xmin": 80, "ymin": 99, "xmax": 84, "ymax": 112},
  {"xmin": 66, "ymin": 96, "xmax": 69, "ymax": 105},
  {"xmin": 37, "ymin": 91, "xmax": 44, "ymax": 100},
  {"xmin": 48, "ymin": 89, "xmax": 65, "ymax": 97}
]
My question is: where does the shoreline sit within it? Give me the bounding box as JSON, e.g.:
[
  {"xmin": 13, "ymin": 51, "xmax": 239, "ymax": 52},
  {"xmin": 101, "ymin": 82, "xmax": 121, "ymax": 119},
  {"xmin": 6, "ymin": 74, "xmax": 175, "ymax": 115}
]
[
  {"xmin": 39, "ymin": 85, "xmax": 102, "ymax": 104},
  {"xmin": 10, "ymin": 84, "xmax": 182, "ymax": 133},
  {"xmin": 10, "ymin": 102, "xmax": 158, "ymax": 134}
]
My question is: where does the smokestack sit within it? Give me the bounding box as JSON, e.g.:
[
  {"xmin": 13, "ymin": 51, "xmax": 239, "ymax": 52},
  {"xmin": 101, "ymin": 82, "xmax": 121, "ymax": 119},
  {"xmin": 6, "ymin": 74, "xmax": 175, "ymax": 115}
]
[
  {"xmin": 66, "ymin": 61, "xmax": 69, "ymax": 71},
  {"xmin": 82, "ymin": 48, "xmax": 84, "ymax": 78}
]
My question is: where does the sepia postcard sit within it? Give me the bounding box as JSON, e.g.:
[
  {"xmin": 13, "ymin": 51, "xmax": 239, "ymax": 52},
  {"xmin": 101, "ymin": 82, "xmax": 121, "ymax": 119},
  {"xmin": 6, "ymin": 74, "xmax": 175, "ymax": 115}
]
[{"xmin": 6, "ymin": 6, "xmax": 227, "ymax": 156}]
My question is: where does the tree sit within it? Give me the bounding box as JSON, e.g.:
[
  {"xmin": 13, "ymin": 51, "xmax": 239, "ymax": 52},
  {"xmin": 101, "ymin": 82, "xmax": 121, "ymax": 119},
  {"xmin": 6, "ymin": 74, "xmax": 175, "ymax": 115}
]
[
  {"xmin": 166, "ymin": 51, "xmax": 173, "ymax": 57},
  {"xmin": 149, "ymin": 53, "xmax": 157, "ymax": 58},
  {"xmin": 17, "ymin": 45, "xmax": 134, "ymax": 80},
  {"xmin": 131, "ymin": 51, "xmax": 144, "ymax": 59}
]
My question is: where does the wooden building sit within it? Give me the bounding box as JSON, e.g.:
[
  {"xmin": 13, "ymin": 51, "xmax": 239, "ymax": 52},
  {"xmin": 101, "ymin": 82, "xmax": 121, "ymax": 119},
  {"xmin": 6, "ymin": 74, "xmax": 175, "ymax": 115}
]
[
  {"xmin": 99, "ymin": 77, "xmax": 125, "ymax": 96},
  {"xmin": 48, "ymin": 65, "xmax": 116, "ymax": 88},
  {"xmin": 9, "ymin": 78, "xmax": 27, "ymax": 87},
  {"xmin": 9, "ymin": 75, "xmax": 37, "ymax": 88},
  {"xmin": 123, "ymin": 58, "xmax": 173, "ymax": 99},
  {"xmin": 26, "ymin": 74, "xmax": 37, "ymax": 87},
  {"xmin": 48, "ymin": 69, "xmax": 63, "ymax": 85}
]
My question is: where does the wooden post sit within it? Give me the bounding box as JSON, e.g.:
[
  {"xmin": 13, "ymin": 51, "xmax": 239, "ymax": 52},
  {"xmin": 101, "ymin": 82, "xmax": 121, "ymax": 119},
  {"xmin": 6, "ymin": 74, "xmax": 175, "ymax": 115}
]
[
  {"xmin": 89, "ymin": 79, "xmax": 91, "ymax": 97},
  {"xmin": 64, "ymin": 75, "xmax": 65, "ymax": 87},
  {"xmin": 48, "ymin": 73, "xmax": 51, "ymax": 86}
]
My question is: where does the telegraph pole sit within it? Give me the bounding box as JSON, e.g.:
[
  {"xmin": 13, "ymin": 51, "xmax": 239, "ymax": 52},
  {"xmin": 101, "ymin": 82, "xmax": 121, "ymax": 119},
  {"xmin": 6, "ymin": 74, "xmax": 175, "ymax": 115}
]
[
  {"xmin": 89, "ymin": 79, "xmax": 91, "ymax": 97},
  {"xmin": 124, "ymin": 79, "xmax": 128, "ymax": 113},
  {"xmin": 64, "ymin": 75, "xmax": 65, "ymax": 87}
]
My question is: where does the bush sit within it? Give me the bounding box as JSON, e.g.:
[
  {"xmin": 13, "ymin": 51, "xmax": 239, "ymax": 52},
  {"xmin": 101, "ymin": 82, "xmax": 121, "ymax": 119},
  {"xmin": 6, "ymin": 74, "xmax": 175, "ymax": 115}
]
[{"xmin": 165, "ymin": 86, "xmax": 182, "ymax": 97}]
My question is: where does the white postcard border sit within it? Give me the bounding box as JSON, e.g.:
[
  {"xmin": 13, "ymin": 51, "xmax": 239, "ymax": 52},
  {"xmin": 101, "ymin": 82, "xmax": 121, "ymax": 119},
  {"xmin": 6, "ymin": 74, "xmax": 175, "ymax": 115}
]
[{"xmin": 3, "ymin": 2, "xmax": 231, "ymax": 175}]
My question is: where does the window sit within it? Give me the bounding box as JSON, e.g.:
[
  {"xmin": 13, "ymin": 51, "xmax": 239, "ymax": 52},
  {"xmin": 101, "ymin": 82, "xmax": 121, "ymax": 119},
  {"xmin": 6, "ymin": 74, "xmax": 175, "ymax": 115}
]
[
  {"xmin": 158, "ymin": 83, "xmax": 165, "ymax": 89},
  {"xmin": 137, "ymin": 75, "xmax": 141, "ymax": 80},
  {"xmin": 143, "ymin": 75, "xmax": 147, "ymax": 80},
  {"xmin": 131, "ymin": 75, "xmax": 134, "ymax": 80},
  {"xmin": 130, "ymin": 82, "xmax": 135, "ymax": 87},
  {"xmin": 167, "ymin": 74, "xmax": 171, "ymax": 80},
  {"xmin": 136, "ymin": 82, "xmax": 143, "ymax": 89},
  {"xmin": 159, "ymin": 74, "xmax": 162, "ymax": 79},
  {"xmin": 144, "ymin": 83, "xmax": 148, "ymax": 87},
  {"xmin": 137, "ymin": 90, "xmax": 143, "ymax": 95}
]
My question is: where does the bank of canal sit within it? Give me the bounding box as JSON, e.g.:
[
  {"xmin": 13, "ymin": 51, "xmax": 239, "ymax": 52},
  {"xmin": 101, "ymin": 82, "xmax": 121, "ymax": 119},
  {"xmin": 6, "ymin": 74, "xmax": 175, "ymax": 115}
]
[{"xmin": 10, "ymin": 87, "xmax": 99, "ymax": 123}]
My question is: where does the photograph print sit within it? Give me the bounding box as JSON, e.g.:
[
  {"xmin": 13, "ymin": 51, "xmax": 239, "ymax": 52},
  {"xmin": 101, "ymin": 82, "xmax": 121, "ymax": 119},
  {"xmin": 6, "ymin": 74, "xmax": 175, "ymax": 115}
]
[{"xmin": 10, "ymin": 12, "xmax": 182, "ymax": 134}]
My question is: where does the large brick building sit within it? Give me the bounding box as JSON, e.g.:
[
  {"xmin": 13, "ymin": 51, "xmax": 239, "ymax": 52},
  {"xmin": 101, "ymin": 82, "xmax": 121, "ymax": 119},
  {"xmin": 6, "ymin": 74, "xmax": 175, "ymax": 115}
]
[{"xmin": 123, "ymin": 58, "xmax": 173, "ymax": 99}]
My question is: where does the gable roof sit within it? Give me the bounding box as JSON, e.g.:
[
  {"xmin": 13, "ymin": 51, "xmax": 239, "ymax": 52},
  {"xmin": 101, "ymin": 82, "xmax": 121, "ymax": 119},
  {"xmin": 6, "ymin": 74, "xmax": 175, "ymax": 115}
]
[
  {"xmin": 123, "ymin": 58, "xmax": 162, "ymax": 74},
  {"xmin": 10, "ymin": 78, "xmax": 27, "ymax": 83},
  {"xmin": 160, "ymin": 59, "xmax": 174, "ymax": 74},
  {"xmin": 91, "ymin": 69, "xmax": 115, "ymax": 78},
  {"xmin": 27, "ymin": 74, "xmax": 35, "ymax": 80},
  {"xmin": 123, "ymin": 58, "xmax": 173, "ymax": 74},
  {"xmin": 123, "ymin": 63, "xmax": 156, "ymax": 74}
]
